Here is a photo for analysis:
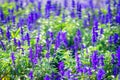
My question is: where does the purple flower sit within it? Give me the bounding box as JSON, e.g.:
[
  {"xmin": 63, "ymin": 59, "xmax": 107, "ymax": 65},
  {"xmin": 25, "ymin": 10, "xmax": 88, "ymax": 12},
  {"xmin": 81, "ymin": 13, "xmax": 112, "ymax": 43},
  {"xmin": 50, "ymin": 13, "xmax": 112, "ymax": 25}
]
[
  {"xmin": 0, "ymin": 41, "xmax": 6, "ymax": 51},
  {"xmin": 108, "ymin": 35, "xmax": 113, "ymax": 44},
  {"xmin": 97, "ymin": 68, "xmax": 105, "ymax": 80},
  {"xmin": 45, "ymin": 0, "xmax": 51, "ymax": 18},
  {"xmin": 87, "ymin": 67, "xmax": 92, "ymax": 76},
  {"xmin": 17, "ymin": 40, "xmax": 21, "ymax": 48},
  {"xmin": 0, "ymin": 28, "xmax": 4, "ymax": 37},
  {"xmin": 13, "ymin": 38, "xmax": 17, "ymax": 46},
  {"xmin": 58, "ymin": 61, "xmax": 65, "ymax": 76},
  {"xmin": 6, "ymin": 27, "xmax": 11, "ymax": 42},
  {"xmin": 66, "ymin": 70, "xmax": 71, "ymax": 79},
  {"xmin": 28, "ymin": 70, "xmax": 34, "ymax": 80},
  {"xmin": 99, "ymin": 55, "xmax": 105, "ymax": 66},
  {"xmin": 74, "ymin": 37, "xmax": 79, "ymax": 52},
  {"xmin": 35, "ymin": 44, "xmax": 42, "ymax": 60},
  {"xmin": 89, "ymin": 0, "xmax": 94, "ymax": 9},
  {"xmin": 46, "ymin": 38, "xmax": 51, "ymax": 50},
  {"xmin": 36, "ymin": 36, "xmax": 40, "ymax": 44},
  {"xmin": 64, "ymin": 0, "xmax": 68, "ymax": 9},
  {"xmin": 38, "ymin": 1, "xmax": 42, "ymax": 15},
  {"xmin": 25, "ymin": 33, "xmax": 30, "ymax": 46},
  {"xmin": 113, "ymin": 0, "xmax": 117, "ymax": 7},
  {"xmin": 46, "ymin": 52, "xmax": 50, "ymax": 59},
  {"xmin": 116, "ymin": 14, "xmax": 120, "ymax": 24},
  {"xmin": 113, "ymin": 33, "xmax": 119, "ymax": 44},
  {"xmin": 8, "ymin": 8, "xmax": 14, "ymax": 14},
  {"xmin": 61, "ymin": 32, "xmax": 68, "ymax": 47},
  {"xmin": 15, "ymin": 4, "xmax": 19, "ymax": 11},
  {"xmin": 12, "ymin": 16, "xmax": 16, "ymax": 24},
  {"xmin": 76, "ymin": 29, "xmax": 82, "ymax": 42},
  {"xmin": 27, "ymin": 24, "xmax": 32, "ymax": 31},
  {"xmin": 55, "ymin": 31, "xmax": 61, "ymax": 50},
  {"xmin": 29, "ymin": 0, "xmax": 34, "ymax": 3},
  {"xmin": 91, "ymin": 51, "xmax": 99, "ymax": 69},
  {"xmin": 70, "ymin": 9, "xmax": 76, "ymax": 18},
  {"xmin": 111, "ymin": 54, "xmax": 116, "ymax": 64},
  {"xmin": 29, "ymin": 48, "xmax": 33, "ymax": 63},
  {"xmin": 18, "ymin": 18, "xmax": 24, "ymax": 27},
  {"xmin": 92, "ymin": 25, "xmax": 98, "ymax": 44},
  {"xmin": 0, "ymin": 9, "xmax": 5, "ymax": 21},
  {"xmin": 62, "ymin": 13, "xmax": 65, "ymax": 22},
  {"xmin": 44, "ymin": 74, "xmax": 51, "ymax": 80},
  {"xmin": 75, "ymin": 53, "xmax": 82, "ymax": 73},
  {"xmin": 100, "ymin": 28, "xmax": 104, "ymax": 35},
  {"xmin": 83, "ymin": 66, "xmax": 88, "ymax": 73},
  {"xmin": 32, "ymin": 57, "xmax": 38, "ymax": 65},
  {"xmin": 76, "ymin": 2, "xmax": 82, "ymax": 19},
  {"xmin": 83, "ymin": 19, "xmax": 89, "ymax": 27},
  {"xmin": 56, "ymin": 3, "xmax": 61, "ymax": 16},
  {"xmin": 112, "ymin": 65, "xmax": 119, "ymax": 77},
  {"xmin": 73, "ymin": 29, "xmax": 82, "ymax": 52},
  {"xmin": 116, "ymin": 46, "xmax": 120, "ymax": 66},
  {"xmin": 51, "ymin": 1, "xmax": 58, "ymax": 12},
  {"xmin": 47, "ymin": 31, "xmax": 54, "ymax": 41},
  {"xmin": 71, "ymin": 0, "xmax": 75, "ymax": 8},
  {"xmin": 11, "ymin": 52, "xmax": 16, "ymax": 65}
]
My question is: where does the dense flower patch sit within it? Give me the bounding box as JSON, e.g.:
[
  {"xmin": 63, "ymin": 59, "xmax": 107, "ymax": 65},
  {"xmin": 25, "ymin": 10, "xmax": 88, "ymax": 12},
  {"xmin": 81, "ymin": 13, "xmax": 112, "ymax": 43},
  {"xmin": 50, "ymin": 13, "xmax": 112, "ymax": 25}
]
[{"xmin": 0, "ymin": 0, "xmax": 120, "ymax": 80}]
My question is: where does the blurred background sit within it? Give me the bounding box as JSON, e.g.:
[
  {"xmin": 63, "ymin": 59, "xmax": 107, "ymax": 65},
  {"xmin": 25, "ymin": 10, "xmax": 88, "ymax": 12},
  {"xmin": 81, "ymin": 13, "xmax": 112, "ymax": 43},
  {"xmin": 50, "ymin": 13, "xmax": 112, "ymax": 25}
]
[{"xmin": 0, "ymin": 0, "xmax": 106, "ymax": 8}]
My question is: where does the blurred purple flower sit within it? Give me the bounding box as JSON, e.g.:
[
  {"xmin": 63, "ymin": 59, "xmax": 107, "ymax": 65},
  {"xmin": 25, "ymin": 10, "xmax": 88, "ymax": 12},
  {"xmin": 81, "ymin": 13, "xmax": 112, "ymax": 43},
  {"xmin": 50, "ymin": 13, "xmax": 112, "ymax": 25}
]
[
  {"xmin": 97, "ymin": 68, "xmax": 105, "ymax": 80},
  {"xmin": 111, "ymin": 54, "xmax": 116, "ymax": 64},
  {"xmin": 38, "ymin": 1, "xmax": 42, "ymax": 17},
  {"xmin": 92, "ymin": 27, "xmax": 98, "ymax": 44},
  {"xmin": 61, "ymin": 32, "xmax": 68, "ymax": 47},
  {"xmin": 66, "ymin": 70, "xmax": 71, "ymax": 79},
  {"xmin": 33, "ymin": 57, "xmax": 38, "ymax": 65},
  {"xmin": 58, "ymin": 61, "xmax": 65, "ymax": 76},
  {"xmin": 52, "ymin": 2, "xmax": 58, "ymax": 13},
  {"xmin": 29, "ymin": 0, "xmax": 34, "ymax": 3},
  {"xmin": 28, "ymin": 70, "xmax": 34, "ymax": 80},
  {"xmin": 91, "ymin": 51, "xmax": 99, "ymax": 69},
  {"xmin": 0, "ymin": 28, "xmax": 4, "ymax": 37},
  {"xmin": 45, "ymin": 0, "xmax": 51, "ymax": 18},
  {"xmin": 64, "ymin": 0, "xmax": 68, "ymax": 9},
  {"xmin": 55, "ymin": 31, "xmax": 61, "ymax": 50},
  {"xmin": 100, "ymin": 28, "xmax": 104, "ymax": 35},
  {"xmin": 56, "ymin": 3, "xmax": 61, "ymax": 16},
  {"xmin": 113, "ymin": 33, "xmax": 119, "ymax": 44},
  {"xmin": 0, "ymin": 41, "xmax": 6, "ymax": 51},
  {"xmin": 0, "ymin": 9, "xmax": 5, "ymax": 21},
  {"xmin": 15, "ymin": 4, "xmax": 19, "ymax": 11},
  {"xmin": 75, "ymin": 53, "xmax": 82, "ymax": 73},
  {"xmin": 83, "ymin": 19, "xmax": 89, "ymax": 27},
  {"xmin": 17, "ymin": 40, "xmax": 21, "ymax": 48},
  {"xmin": 99, "ymin": 55, "xmax": 105, "ymax": 66},
  {"xmin": 70, "ymin": 9, "xmax": 76, "ymax": 18},
  {"xmin": 25, "ymin": 33, "xmax": 30, "ymax": 46},
  {"xmin": 29, "ymin": 48, "xmax": 33, "ymax": 63},
  {"xmin": 11, "ymin": 52, "xmax": 16, "ymax": 65},
  {"xmin": 74, "ymin": 29, "xmax": 82, "ymax": 52},
  {"xmin": 88, "ymin": 67, "xmax": 92, "ymax": 76},
  {"xmin": 76, "ymin": 2, "xmax": 82, "ymax": 19},
  {"xmin": 44, "ymin": 74, "xmax": 51, "ymax": 80},
  {"xmin": 116, "ymin": 46, "xmax": 120, "ymax": 66},
  {"xmin": 108, "ymin": 35, "xmax": 113, "ymax": 44},
  {"xmin": 46, "ymin": 52, "xmax": 50, "ymax": 59},
  {"xmin": 71, "ymin": 0, "xmax": 75, "ymax": 8},
  {"xmin": 6, "ymin": 27, "xmax": 11, "ymax": 42},
  {"xmin": 12, "ymin": 16, "xmax": 16, "ymax": 24},
  {"xmin": 13, "ymin": 38, "xmax": 17, "ymax": 46},
  {"xmin": 112, "ymin": 65, "xmax": 119, "ymax": 77}
]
